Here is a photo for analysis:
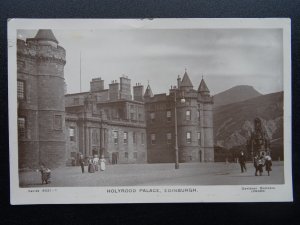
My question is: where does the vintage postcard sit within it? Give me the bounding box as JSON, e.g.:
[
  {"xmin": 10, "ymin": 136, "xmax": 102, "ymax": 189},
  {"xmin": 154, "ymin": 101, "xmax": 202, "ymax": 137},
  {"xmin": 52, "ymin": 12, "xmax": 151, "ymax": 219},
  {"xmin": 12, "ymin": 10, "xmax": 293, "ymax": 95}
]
[{"xmin": 8, "ymin": 18, "xmax": 292, "ymax": 204}]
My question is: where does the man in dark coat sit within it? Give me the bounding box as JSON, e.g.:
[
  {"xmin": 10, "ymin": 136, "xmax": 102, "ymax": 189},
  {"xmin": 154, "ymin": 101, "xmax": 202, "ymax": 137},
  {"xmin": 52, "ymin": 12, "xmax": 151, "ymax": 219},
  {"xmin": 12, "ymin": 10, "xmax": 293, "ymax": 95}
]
[
  {"xmin": 79, "ymin": 154, "xmax": 85, "ymax": 173},
  {"xmin": 238, "ymin": 151, "xmax": 247, "ymax": 173}
]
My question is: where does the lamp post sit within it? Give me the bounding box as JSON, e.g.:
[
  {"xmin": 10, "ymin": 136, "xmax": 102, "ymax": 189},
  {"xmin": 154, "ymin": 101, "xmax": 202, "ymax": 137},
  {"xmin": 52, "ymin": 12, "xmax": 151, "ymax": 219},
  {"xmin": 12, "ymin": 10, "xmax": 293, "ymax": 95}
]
[{"xmin": 174, "ymin": 90, "xmax": 185, "ymax": 169}]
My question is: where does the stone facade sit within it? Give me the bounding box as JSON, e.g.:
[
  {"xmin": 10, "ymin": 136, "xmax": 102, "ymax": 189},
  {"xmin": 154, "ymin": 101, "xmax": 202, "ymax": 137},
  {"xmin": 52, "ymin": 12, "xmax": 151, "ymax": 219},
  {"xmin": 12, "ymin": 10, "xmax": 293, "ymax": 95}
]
[
  {"xmin": 145, "ymin": 72, "xmax": 214, "ymax": 163},
  {"xmin": 65, "ymin": 78, "xmax": 147, "ymax": 164},
  {"xmin": 17, "ymin": 30, "xmax": 214, "ymax": 169},
  {"xmin": 17, "ymin": 30, "xmax": 66, "ymax": 169}
]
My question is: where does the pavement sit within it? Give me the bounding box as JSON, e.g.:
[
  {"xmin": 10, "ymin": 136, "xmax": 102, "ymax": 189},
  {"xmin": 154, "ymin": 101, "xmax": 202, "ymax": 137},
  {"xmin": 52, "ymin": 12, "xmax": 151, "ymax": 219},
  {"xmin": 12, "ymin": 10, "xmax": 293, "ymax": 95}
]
[{"xmin": 19, "ymin": 161, "xmax": 284, "ymax": 187}]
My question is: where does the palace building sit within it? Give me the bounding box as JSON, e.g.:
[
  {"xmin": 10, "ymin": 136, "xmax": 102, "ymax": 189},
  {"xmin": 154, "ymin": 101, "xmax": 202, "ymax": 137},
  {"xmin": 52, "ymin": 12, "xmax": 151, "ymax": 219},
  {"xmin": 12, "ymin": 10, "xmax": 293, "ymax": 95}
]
[
  {"xmin": 17, "ymin": 29, "xmax": 214, "ymax": 169},
  {"xmin": 145, "ymin": 71, "xmax": 214, "ymax": 163}
]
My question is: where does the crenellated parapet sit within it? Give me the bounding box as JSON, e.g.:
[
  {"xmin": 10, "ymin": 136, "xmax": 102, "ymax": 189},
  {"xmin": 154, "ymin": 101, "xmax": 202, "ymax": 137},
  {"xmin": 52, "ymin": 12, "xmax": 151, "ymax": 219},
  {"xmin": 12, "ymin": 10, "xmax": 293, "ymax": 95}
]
[{"xmin": 17, "ymin": 38, "xmax": 66, "ymax": 65}]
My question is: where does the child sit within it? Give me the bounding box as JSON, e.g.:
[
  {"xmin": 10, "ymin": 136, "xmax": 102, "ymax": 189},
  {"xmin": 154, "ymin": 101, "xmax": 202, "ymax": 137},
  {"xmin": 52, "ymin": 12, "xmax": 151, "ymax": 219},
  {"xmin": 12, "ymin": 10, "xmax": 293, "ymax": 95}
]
[{"xmin": 40, "ymin": 164, "xmax": 51, "ymax": 184}]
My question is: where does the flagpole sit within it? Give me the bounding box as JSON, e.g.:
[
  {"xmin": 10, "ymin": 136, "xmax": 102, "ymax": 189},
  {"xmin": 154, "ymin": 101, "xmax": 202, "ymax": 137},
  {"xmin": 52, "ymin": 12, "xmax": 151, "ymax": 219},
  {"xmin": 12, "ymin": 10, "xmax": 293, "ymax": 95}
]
[{"xmin": 80, "ymin": 51, "xmax": 82, "ymax": 92}]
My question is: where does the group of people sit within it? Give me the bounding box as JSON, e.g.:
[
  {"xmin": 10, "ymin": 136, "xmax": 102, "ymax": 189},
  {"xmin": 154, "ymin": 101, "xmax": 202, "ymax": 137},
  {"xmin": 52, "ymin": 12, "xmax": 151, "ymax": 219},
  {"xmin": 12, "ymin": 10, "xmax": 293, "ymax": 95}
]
[
  {"xmin": 79, "ymin": 154, "xmax": 106, "ymax": 173},
  {"xmin": 238, "ymin": 151, "xmax": 273, "ymax": 176},
  {"xmin": 254, "ymin": 153, "xmax": 272, "ymax": 176}
]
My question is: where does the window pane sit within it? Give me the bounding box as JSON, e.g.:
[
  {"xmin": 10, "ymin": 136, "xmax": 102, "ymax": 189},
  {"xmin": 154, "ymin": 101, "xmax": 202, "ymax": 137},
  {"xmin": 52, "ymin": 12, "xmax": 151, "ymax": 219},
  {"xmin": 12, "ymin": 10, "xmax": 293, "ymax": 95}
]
[
  {"xmin": 186, "ymin": 110, "xmax": 191, "ymax": 120},
  {"xmin": 54, "ymin": 115, "xmax": 62, "ymax": 130},
  {"xmin": 167, "ymin": 110, "xmax": 171, "ymax": 122},
  {"xmin": 113, "ymin": 131, "xmax": 118, "ymax": 144},
  {"xmin": 133, "ymin": 132, "xmax": 136, "ymax": 143},
  {"xmin": 141, "ymin": 133, "xmax": 144, "ymax": 144},
  {"xmin": 167, "ymin": 133, "xmax": 172, "ymax": 144},
  {"xmin": 17, "ymin": 80, "xmax": 25, "ymax": 100},
  {"xmin": 18, "ymin": 117, "xmax": 25, "ymax": 138},
  {"xmin": 186, "ymin": 132, "xmax": 191, "ymax": 143},
  {"xmin": 198, "ymin": 132, "xmax": 201, "ymax": 145},
  {"xmin": 151, "ymin": 134, "xmax": 156, "ymax": 145},
  {"xmin": 150, "ymin": 112, "xmax": 155, "ymax": 122},
  {"xmin": 124, "ymin": 132, "xmax": 128, "ymax": 144},
  {"xmin": 69, "ymin": 127, "xmax": 75, "ymax": 141}
]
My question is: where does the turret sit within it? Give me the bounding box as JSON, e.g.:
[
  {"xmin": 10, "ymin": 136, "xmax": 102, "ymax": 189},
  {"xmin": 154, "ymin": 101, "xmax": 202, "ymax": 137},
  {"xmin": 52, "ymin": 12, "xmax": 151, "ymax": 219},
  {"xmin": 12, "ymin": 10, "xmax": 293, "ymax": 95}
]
[
  {"xmin": 17, "ymin": 29, "xmax": 67, "ymax": 168},
  {"xmin": 144, "ymin": 84, "xmax": 153, "ymax": 100},
  {"xmin": 198, "ymin": 77, "xmax": 210, "ymax": 96},
  {"xmin": 180, "ymin": 70, "xmax": 193, "ymax": 92}
]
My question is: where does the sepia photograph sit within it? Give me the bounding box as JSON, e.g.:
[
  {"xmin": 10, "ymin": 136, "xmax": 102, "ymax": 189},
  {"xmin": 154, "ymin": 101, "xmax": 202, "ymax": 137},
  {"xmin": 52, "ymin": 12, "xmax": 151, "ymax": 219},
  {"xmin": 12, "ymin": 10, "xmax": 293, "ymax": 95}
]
[{"xmin": 8, "ymin": 19, "xmax": 292, "ymax": 204}]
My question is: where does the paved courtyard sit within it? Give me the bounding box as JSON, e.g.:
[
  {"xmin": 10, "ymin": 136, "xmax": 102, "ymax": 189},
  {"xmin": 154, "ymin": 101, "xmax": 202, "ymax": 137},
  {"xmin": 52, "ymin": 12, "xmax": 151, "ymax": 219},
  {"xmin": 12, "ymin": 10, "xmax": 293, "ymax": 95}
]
[{"xmin": 19, "ymin": 161, "xmax": 284, "ymax": 187}]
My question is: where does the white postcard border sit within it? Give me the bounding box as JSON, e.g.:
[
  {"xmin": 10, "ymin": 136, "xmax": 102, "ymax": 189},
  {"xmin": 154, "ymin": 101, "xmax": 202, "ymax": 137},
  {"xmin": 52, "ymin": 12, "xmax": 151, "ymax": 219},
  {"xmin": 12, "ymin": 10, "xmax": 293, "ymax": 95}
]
[{"xmin": 8, "ymin": 18, "xmax": 292, "ymax": 204}]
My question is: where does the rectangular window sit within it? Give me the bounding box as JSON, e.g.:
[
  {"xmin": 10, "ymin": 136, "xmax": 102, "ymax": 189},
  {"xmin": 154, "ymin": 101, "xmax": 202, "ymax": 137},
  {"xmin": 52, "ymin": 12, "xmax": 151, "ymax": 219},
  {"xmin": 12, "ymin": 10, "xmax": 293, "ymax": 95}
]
[
  {"xmin": 17, "ymin": 80, "xmax": 25, "ymax": 100},
  {"xmin": 18, "ymin": 117, "xmax": 26, "ymax": 138},
  {"xmin": 167, "ymin": 133, "xmax": 172, "ymax": 144},
  {"xmin": 197, "ymin": 132, "xmax": 201, "ymax": 145},
  {"xmin": 134, "ymin": 152, "xmax": 138, "ymax": 159},
  {"xmin": 151, "ymin": 133, "xmax": 156, "ymax": 145},
  {"xmin": 125, "ymin": 152, "xmax": 128, "ymax": 158},
  {"xmin": 92, "ymin": 130, "xmax": 98, "ymax": 145},
  {"xmin": 186, "ymin": 110, "xmax": 191, "ymax": 120},
  {"xmin": 150, "ymin": 112, "xmax": 155, "ymax": 122},
  {"xmin": 197, "ymin": 110, "xmax": 200, "ymax": 121},
  {"xmin": 69, "ymin": 127, "xmax": 75, "ymax": 141},
  {"xmin": 54, "ymin": 115, "xmax": 62, "ymax": 130},
  {"xmin": 138, "ymin": 113, "xmax": 142, "ymax": 121},
  {"xmin": 186, "ymin": 132, "xmax": 192, "ymax": 143},
  {"xmin": 166, "ymin": 110, "xmax": 171, "ymax": 122},
  {"xmin": 113, "ymin": 131, "xmax": 118, "ymax": 144},
  {"xmin": 123, "ymin": 132, "xmax": 128, "ymax": 144},
  {"xmin": 141, "ymin": 133, "xmax": 145, "ymax": 145},
  {"xmin": 131, "ymin": 112, "xmax": 134, "ymax": 120},
  {"xmin": 73, "ymin": 98, "xmax": 79, "ymax": 105},
  {"xmin": 133, "ymin": 132, "xmax": 136, "ymax": 144}
]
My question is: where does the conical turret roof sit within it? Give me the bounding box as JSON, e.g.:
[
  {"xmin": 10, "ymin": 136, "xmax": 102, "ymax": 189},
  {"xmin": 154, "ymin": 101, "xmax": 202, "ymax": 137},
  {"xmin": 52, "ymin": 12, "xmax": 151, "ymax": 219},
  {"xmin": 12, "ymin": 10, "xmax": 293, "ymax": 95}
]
[
  {"xmin": 34, "ymin": 29, "xmax": 58, "ymax": 43},
  {"xmin": 198, "ymin": 78, "xmax": 210, "ymax": 93},
  {"xmin": 180, "ymin": 70, "xmax": 193, "ymax": 88},
  {"xmin": 144, "ymin": 84, "xmax": 153, "ymax": 98}
]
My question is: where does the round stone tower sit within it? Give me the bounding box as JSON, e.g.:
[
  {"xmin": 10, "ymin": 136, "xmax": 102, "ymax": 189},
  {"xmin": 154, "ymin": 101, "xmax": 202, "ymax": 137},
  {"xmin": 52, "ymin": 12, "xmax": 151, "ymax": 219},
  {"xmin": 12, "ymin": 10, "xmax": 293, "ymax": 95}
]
[{"xmin": 17, "ymin": 29, "xmax": 66, "ymax": 168}]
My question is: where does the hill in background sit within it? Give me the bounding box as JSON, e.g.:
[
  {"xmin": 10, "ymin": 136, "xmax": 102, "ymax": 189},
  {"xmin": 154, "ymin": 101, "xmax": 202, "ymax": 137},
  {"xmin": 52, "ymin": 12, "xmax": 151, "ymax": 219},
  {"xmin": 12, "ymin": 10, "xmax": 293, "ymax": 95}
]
[
  {"xmin": 213, "ymin": 85, "xmax": 262, "ymax": 108},
  {"xmin": 213, "ymin": 91, "xmax": 283, "ymax": 160}
]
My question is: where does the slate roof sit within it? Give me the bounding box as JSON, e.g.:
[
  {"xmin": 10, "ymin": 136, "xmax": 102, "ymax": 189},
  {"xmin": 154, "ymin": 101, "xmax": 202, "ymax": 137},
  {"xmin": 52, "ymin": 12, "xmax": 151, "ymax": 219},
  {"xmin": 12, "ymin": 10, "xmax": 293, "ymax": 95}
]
[
  {"xmin": 180, "ymin": 71, "xmax": 193, "ymax": 88},
  {"xmin": 144, "ymin": 84, "xmax": 153, "ymax": 98},
  {"xmin": 198, "ymin": 78, "xmax": 210, "ymax": 93},
  {"xmin": 34, "ymin": 29, "xmax": 58, "ymax": 43}
]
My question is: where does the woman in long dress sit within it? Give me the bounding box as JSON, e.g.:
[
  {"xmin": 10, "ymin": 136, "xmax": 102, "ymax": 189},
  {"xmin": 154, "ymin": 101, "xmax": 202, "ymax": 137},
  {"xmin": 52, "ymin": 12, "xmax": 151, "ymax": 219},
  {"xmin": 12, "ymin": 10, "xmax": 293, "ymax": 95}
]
[
  {"xmin": 93, "ymin": 155, "xmax": 99, "ymax": 171},
  {"xmin": 88, "ymin": 157, "xmax": 95, "ymax": 173},
  {"xmin": 100, "ymin": 156, "xmax": 106, "ymax": 171}
]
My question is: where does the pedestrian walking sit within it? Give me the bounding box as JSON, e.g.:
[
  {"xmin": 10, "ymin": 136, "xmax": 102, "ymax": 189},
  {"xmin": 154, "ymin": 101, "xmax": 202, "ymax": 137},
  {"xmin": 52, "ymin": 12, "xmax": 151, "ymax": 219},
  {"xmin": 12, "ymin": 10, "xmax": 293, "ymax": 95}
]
[
  {"xmin": 265, "ymin": 153, "xmax": 272, "ymax": 176},
  {"xmin": 238, "ymin": 151, "xmax": 247, "ymax": 173},
  {"xmin": 100, "ymin": 155, "xmax": 106, "ymax": 171},
  {"xmin": 88, "ymin": 157, "xmax": 95, "ymax": 173},
  {"xmin": 93, "ymin": 154, "xmax": 99, "ymax": 171},
  {"xmin": 79, "ymin": 154, "xmax": 85, "ymax": 173},
  {"xmin": 256, "ymin": 155, "xmax": 265, "ymax": 176},
  {"xmin": 254, "ymin": 154, "xmax": 259, "ymax": 176}
]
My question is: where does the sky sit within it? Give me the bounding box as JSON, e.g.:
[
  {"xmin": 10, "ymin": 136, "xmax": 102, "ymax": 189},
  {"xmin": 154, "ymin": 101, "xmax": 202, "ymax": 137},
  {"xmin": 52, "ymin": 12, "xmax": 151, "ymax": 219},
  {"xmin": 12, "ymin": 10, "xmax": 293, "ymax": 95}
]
[{"xmin": 18, "ymin": 28, "xmax": 283, "ymax": 95}]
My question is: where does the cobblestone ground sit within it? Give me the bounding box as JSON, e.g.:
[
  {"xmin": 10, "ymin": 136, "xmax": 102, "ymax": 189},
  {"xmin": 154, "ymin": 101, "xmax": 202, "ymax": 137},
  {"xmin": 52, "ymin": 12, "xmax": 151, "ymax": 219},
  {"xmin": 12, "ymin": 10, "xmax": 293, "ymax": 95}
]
[{"xmin": 19, "ymin": 161, "xmax": 284, "ymax": 187}]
